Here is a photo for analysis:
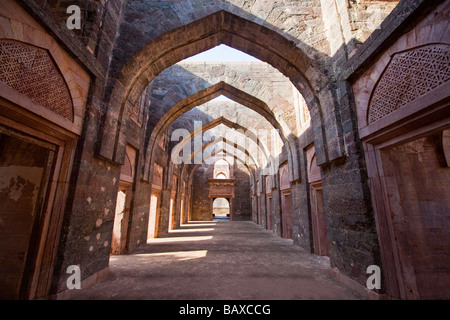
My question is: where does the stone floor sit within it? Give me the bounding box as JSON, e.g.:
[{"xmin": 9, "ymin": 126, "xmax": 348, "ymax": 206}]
[{"xmin": 73, "ymin": 221, "xmax": 364, "ymax": 300}]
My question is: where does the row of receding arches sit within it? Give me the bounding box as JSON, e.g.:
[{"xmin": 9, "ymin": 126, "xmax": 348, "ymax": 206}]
[
  {"xmin": 99, "ymin": 10, "xmax": 343, "ymax": 168},
  {"xmin": 0, "ymin": 1, "xmax": 375, "ymax": 299},
  {"xmin": 99, "ymin": 8, "xmax": 337, "ymax": 252},
  {"xmin": 100, "ymin": 11, "xmax": 338, "ymax": 252},
  {"xmin": 97, "ymin": 11, "xmax": 339, "ymax": 293},
  {"xmin": 5, "ymin": 0, "xmax": 449, "ymax": 301},
  {"xmin": 107, "ymin": 53, "xmax": 328, "ymax": 255},
  {"xmin": 97, "ymin": 5, "xmax": 450, "ymax": 301}
]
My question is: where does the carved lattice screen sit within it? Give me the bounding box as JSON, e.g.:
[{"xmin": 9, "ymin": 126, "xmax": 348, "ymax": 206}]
[
  {"xmin": 0, "ymin": 40, "xmax": 74, "ymax": 121},
  {"xmin": 368, "ymin": 44, "xmax": 450, "ymax": 124}
]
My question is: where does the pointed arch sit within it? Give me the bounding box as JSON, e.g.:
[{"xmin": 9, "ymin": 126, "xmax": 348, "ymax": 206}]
[
  {"xmin": 189, "ymin": 136, "xmax": 262, "ymax": 169},
  {"xmin": 214, "ymin": 159, "xmax": 230, "ymax": 179},
  {"xmin": 180, "ymin": 136, "xmax": 260, "ymax": 184},
  {"xmin": 170, "ymin": 116, "xmax": 270, "ymax": 166},
  {"xmin": 144, "ymin": 82, "xmax": 293, "ymax": 181},
  {"xmin": 98, "ymin": 10, "xmax": 342, "ymax": 171},
  {"xmin": 188, "ymin": 149, "xmax": 255, "ymax": 184}
]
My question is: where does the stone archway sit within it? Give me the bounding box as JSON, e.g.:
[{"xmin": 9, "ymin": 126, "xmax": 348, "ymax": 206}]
[
  {"xmin": 144, "ymin": 82, "xmax": 291, "ymax": 180},
  {"xmin": 98, "ymin": 11, "xmax": 342, "ymax": 170}
]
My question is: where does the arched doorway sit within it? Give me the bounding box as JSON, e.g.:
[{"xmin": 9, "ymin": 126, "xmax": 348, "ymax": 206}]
[
  {"xmin": 213, "ymin": 198, "xmax": 230, "ymax": 221},
  {"xmin": 307, "ymin": 145, "xmax": 328, "ymax": 257},
  {"xmin": 111, "ymin": 145, "xmax": 136, "ymax": 255},
  {"xmin": 208, "ymin": 158, "xmax": 235, "ymax": 220}
]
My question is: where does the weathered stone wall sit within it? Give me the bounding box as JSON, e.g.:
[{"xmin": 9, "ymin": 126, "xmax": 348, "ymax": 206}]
[
  {"xmin": 192, "ymin": 164, "xmax": 212, "ymax": 221},
  {"xmin": 2, "ymin": 0, "xmax": 126, "ymax": 296},
  {"xmin": 231, "ymin": 163, "xmax": 252, "ymax": 221},
  {"xmin": 320, "ymin": 0, "xmax": 399, "ymax": 73},
  {"xmin": 347, "ymin": 0, "xmax": 400, "ymax": 45},
  {"xmin": 50, "ymin": 106, "xmax": 120, "ymax": 294},
  {"xmin": 46, "ymin": 0, "xmax": 104, "ymax": 51},
  {"xmin": 0, "ymin": 0, "xmax": 120, "ymax": 297}
]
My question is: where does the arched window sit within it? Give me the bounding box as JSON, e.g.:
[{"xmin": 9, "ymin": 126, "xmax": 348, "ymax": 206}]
[
  {"xmin": 214, "ymin": 159, "xmax": 230, "ymax": 179},
  {"xmin": 216, "ymin": 172, "xmax": 227, "ymax": 179}
]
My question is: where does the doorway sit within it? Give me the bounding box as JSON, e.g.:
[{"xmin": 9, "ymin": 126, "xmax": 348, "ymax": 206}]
[
  {"xmin": 180, "ymin": 196, "xmax": 185, "ymax": 225},
  {"xmin": 0, "ymin": 127, "xmax": 55, "ymax": 299},
  {"xmin": 310, "ymin": 181, "xmax": 328, "ymax": 256},
  {"xmin": 307, "ymin": 146, "xmax": 328, "ymax": 256},
  {"xmin": 111, "ymin": 182, "xmax": 132, "ymax": 255},
  {"xmin": 168, "ymin": 175, "xmax": 178, "ymax": 231},
  {"xmin": 111, "ymin": 145, "xmax": 136, "ymax": 255},
  {"xmin": 257, "ymin": 195, "xmax": 261, "ymax": 225},
  {"xmin": 213, "ymin": 197, "xmax": 230, "ymax": 221},
  {"xmin": 281, "ymin": 191, "xmax": 293, "ymax": 239},
  {"xmin": 376, "ymin": 132, "xmax": 450, "ymax": 299},
  {"xmin": 168, "ymin": 194, "xmax": 176, "ymax": 230},
  {"xmin": 266, "ymin": 194, "xmax": 272, "ymax": 230},
  {"xmin": 147, "ymin": 191, "xmax": 161, "ymax": 241}
]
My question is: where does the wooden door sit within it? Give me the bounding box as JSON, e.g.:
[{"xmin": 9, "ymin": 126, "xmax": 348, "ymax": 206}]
[
  {"xmin": 0, "ymin": 131, "xmax": 55, "ymax": 299},
  {"xmin": 257, "ymin": 196, "xmax": 261, "ymax": 225},
  {"xmin": 310, "ymin": 182, "xmax": 328, "ymax": 256},
  {"xmin": 281, "ymin": 191, "xmax": 293, "ymax": 239},
  {"xmin": 376, "ymin": 134, "xmax": 450, "ymax": 299},
  {"xmin": 266, "ymin": 195, "xmax": 272, "ymax": 230}
]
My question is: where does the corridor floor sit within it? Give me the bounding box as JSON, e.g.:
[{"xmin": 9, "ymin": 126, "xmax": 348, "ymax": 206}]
[{"xmin": 73, "ymin": 221, "xmax": 364, "ymax": 300}]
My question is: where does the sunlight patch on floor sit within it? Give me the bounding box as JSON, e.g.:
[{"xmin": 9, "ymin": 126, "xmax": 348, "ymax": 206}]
[
  {"xmin": 169, "ymin": 228, "xmax": 215, "ymax": 233},
  {"xmin": 133, "ymin": 250, "xmax": 208, "ymax": 261},
  {"xmin": 181, "ymin": 222, "xmax": 218, "ymax": 227},
  {"xmin": 146, "ymin": 236, "xmax": 213, "ymax": 243}
]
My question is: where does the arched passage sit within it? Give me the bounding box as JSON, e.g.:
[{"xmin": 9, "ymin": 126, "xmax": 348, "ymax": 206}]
[
  {"xmin": 171, "ymin": 117, "xmax": 270, "ymax": 168},
  {"xmin": 98, "ymin": 11, "xmax": 342, "ymax": 171},
  {"xmin": 188, "ymin": 150, "xmax": 254, "ymax": 222},
  {"xmin": 10, "ymin": 0, "xmax": 446, "ymax": 302},
  {"xmin": 188, "ymin": 150, "xmax": 257, "ymax": 186},
  {"xmin": 184, "ymin": 136, "xmax": 261, "ymax": 173},
  {"xmin": 213, "ymin": 198, "xmax": 230, "ymax": 220},
  {"xmin": 144, "ymin": 82, "xmax": 293, "ymax": 181},
  {"xmin": 150, "ymin": 62, "xmax": 299, "ymax": 137}
]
